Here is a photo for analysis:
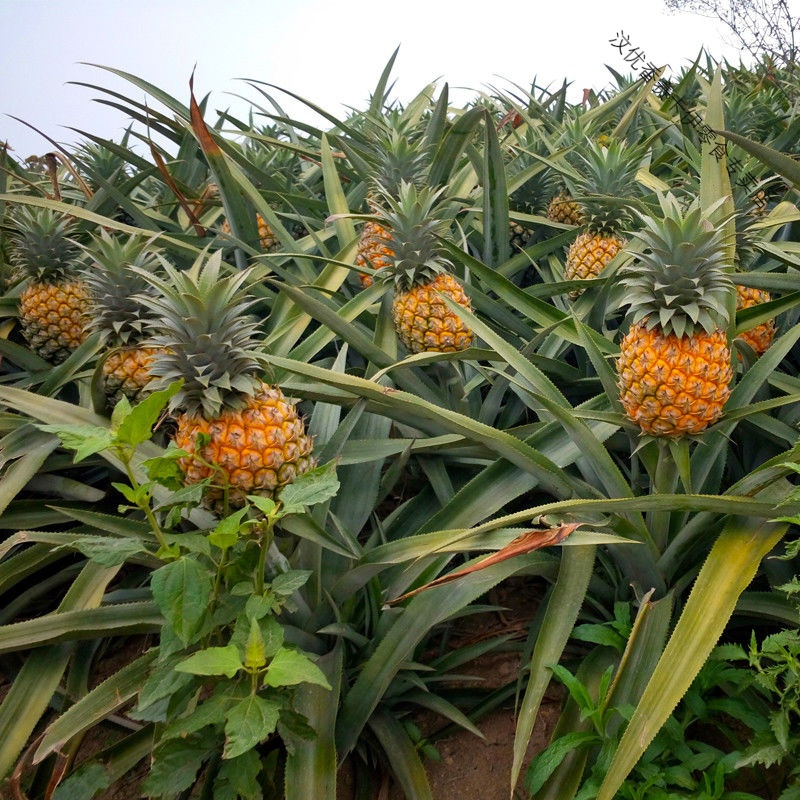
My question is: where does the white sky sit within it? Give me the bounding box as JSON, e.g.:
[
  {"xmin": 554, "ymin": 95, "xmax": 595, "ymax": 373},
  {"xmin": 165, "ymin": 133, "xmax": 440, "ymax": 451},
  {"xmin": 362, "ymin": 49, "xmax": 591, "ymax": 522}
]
[{"xmin": 1, "ymin": 0, "xmax": 747, "ymax": 160}]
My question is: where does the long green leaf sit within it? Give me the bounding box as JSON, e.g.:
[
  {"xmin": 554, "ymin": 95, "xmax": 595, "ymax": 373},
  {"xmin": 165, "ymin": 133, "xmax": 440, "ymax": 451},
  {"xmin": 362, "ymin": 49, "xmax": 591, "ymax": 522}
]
[
  {"xmin": 0, "ymin": 562, "xmax": 121, "ymax": 779},
  {"xmin": 717, "ymin": 128, "xmax": 800, "ymax": 190},
  {"xmin": 335, "ymin": 552, "xmax": 554, "ymax": 758},
  {"xmin": 0, "ymin": 601, "xmax": 162, "ymax": 653},
  {"xmin": 280, "ymin": 645, "xmax": 343, "ymax": 800},
  {"xmin": 510, "ymin": 544, "xmax": 596, "ymax": 796},
  {"xmin": 369, "ymin": 711, "xmax": 434, "ymax": 800},
  {"xmin": 596, "ymin": 494, "xmax": 789, "ymax": 799},
  {"xmin": 0, "ymin": 436, "xmax": 58, "ymax": 517},
  {"xmin": 263, "ymin": 354, "xmax": 576, "ymax": 499},
  {"xmin": 34, "ymin": 649, "xmax": 158, "ymax": 763}
]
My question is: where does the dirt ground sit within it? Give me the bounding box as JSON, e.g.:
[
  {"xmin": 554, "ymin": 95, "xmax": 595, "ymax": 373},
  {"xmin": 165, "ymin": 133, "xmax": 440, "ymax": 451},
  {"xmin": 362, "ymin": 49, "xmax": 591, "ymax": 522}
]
[{"xmin": 344, "ymin": 575, "xmax": 562, "ymax": 800}]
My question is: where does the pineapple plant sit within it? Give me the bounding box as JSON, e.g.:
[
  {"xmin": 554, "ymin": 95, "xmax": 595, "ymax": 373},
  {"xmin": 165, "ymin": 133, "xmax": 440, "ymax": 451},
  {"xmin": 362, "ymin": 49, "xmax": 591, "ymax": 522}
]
[
  {"xmin": 616, "ymin": 195, "xmax": 734, "ymax": 438},
  {"xmin": 563, "ymin": 137, "xmax": 644, "ymax": 293},
  {"xmin": 730, "ymin": 182, "xmax": 777, "ymax": 357},
  {"xmin": 377, "ymin": 182, "xmax": 473, "ymax": 354},
  {"xmin": 544, "ymin": 116, "xmax": 593, "ymax": 227},
  {"xmin": 81, "ymin": 230, "xmax": 164, "ymax": 406},
  {"xmin": 221, "ymin": 213, "xmax": 281, "ymax": 252},
  {"xmin": 505, "ymin": 123, "xmax": 563, "ymax": 251},
  {"xmin": 134, "ymin": 250, "xmax": 315, "ymax": 511},
  {"xmin": 9, "ymin": 205, "xmax": 90, "ymax": 364},
  {"xmin": 354, "ymin": 125, "xmax": 430, "ymax": 288}
]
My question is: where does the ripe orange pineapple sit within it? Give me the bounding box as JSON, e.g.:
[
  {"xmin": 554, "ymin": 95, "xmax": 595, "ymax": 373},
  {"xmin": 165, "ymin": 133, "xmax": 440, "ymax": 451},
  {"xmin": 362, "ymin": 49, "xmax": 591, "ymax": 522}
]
[
  {"xmin": 377, "ymin": 182, "xmax": 473, "ymax": 353},
  {"xmin": 735, "ymin": 284, "xmax": 776, "ymax": 356},
  {"xmin": 616, "ymin": 195, "xmax": 735, "ymax": 438},
  {"xmin": 9, "ymin": 206, "xmax": 90, "ymax": 363},
  {"xmin": 135, "ymin": 251, "xmax": 315, "ymax": 511},
  {"xmin": 82, "ymin": 230, "xmax": 165, "ymax": 406},
  {"xmin": 562, "ymin": 138, "xmax": 643, "ymax": 294}
]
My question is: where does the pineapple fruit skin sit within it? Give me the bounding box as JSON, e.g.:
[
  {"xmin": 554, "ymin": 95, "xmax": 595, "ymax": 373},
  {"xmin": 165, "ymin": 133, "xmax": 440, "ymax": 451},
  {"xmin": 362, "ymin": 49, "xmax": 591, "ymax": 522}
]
[
  {"xmin": 174, "ymin": 383, "xmax": 315, "ymax": 510},
  {"xmin": 102, "ymin": 346, "xmax": 162, "ymax": 405},
  {"xmin": 566, "ymin": 232, "xmax": 626, "ymax": 282},
  {"xmin": 356, "ymin": 220, "xmax": 394, "ymax": 288},
  {"xmin": 392, "ymin": 273, "xmax": 473, "ymax": 354},
  {"xmin": 735, "ymin": 285, "xmax": 776, "ymax": 355},
  {"xmin": 547, "ymin": 192, "xmax": 584, "ymax": 226},
  {"xmin": 20, "ymin": 280, "xmax": 90, "ymax": 363},
  {"xmin": 617, "ymin": 322, "xmax": 732, "ymax": 437}
]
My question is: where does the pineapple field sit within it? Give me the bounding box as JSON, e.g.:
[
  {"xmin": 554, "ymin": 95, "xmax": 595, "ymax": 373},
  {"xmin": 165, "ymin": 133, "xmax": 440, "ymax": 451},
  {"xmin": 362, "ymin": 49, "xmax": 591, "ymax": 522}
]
[{"xmin": 2, "ymin": 47, "xmax": 800, "ymax": 800}]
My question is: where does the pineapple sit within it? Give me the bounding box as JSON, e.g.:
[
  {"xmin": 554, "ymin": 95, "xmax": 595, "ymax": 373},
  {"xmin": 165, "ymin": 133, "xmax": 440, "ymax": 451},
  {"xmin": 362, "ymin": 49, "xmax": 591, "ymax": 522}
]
[
  {"xmin": 354, "ymin": 125, "xmax": 430, "ymax": 288},
  {"xmin": 505, "ymin": 124, "xmax": 562, "ymax": 252},
  {"xmin": 82, "ymin": 230, "xmax": 163, "ymax": 406},
  {"xmin": 9, "ymin": 205, "xmax": 90, "ymax": 363},
  {"xmin": 546, "ymin": 188, "xmax": 585, "ymax": 226},
  {"xmin": 563, "ymin": 138, "xmax": 643, "ymax": 293},
  {"xmin": 135, "ymin": 251, "xmax": 315, "ymax": 511},
  {"xmin": 221, "ymin": 213, "xmax": 280, "ymax": 252},
  {"xmin": 377, "ymin": 183, "xmax": 473, "ymax": 354},
  {"xmin": 735, "ymin": 284, "xmax": 776, "ymax": 356},
  {"xmin": 356, "ymin": 220, "xmax": 395, "ymax": 288},
  {"xmin": 616, "ymin": 195, "xmax": 734, "ymax": 438},
  {"xmin": 729, "ymin": 182, "xmax": 776, "ymax": 357}
]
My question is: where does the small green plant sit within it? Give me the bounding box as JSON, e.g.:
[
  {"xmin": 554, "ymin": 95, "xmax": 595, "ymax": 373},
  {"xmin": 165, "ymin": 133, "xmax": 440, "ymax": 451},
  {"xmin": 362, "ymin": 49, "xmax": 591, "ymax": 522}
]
[
  {"xmin": 725, "ymin": 629, "xmax": 800, "ymax": 798},
  {"xmin": 35, "ymin": 385, "xmax": 340, "ymax": 799},
  {"xmin": 524, "ymin": 609, "xmax": 800, "ymax": 800}
]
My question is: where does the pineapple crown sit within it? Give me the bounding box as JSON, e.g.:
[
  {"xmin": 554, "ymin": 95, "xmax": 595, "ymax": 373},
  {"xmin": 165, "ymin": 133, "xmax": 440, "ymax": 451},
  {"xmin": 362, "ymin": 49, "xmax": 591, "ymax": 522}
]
[
  {"xmin": 564, "ymin": 137, "xmax": 645, "ymax": 236},
  {"xmin": 9, "ymin": 205, "xmax": 82, "ymax": 282},
  {"xmin": 81, "ymin": 231, "xmax": 162, "ymax": 345},
  {"xmin": 506, "ymin": 125, "xmax": 561, "ymax": 216},
  {"xmin": 373, "ymin": 181, "xmax": 456, "ymax": 292},
  {"xmin": 133, "ymin": 250, "xmax": 265, "ymax": 419},
  {"xmin": 619, "ymin": 194, "xmax": 735, "ymax": 338},
  {"xmin": 72, "ymin": 138, "xmax": 131, "ymax": 187},
  {"xmin": 366, "ymin": 126, "xmax": 431, "ymax": 206}
]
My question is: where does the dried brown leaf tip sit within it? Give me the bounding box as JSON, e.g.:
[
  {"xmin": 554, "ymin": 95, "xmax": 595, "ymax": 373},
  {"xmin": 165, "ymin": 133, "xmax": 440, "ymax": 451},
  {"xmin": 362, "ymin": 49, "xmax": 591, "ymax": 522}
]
[{"xmin": 387, "ymin": 522, "xmax": 583, "ymax": 605}]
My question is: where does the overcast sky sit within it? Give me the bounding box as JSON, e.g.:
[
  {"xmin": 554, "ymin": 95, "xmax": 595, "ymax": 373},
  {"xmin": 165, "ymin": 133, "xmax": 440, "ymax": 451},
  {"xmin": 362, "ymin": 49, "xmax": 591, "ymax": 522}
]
[{"xmin": 2, "ymin": 0, "xmax": 747, "ymax": 160}]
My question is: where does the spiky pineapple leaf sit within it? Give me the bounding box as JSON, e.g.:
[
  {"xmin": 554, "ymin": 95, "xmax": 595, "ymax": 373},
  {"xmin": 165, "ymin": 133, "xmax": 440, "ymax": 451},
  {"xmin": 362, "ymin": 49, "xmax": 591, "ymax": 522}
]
[{"xmin": 596, "ymin": 493, "xmax": 789, "ymax": 799}]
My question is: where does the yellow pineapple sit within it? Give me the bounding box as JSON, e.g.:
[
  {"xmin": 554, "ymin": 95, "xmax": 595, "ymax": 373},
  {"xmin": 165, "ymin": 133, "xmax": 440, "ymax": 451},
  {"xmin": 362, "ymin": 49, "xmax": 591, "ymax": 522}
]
[
  {"xmin": 221, "ymin": 213, "xmax": 280, "ymax": 252},
  {"xmin": 562, "ymin": 138, "xmax": 643, "ymax": 295},
  {"xmin": 135, "ymin": 251, "xmax": 315, "ymax": 511},
  {"xmin": 377, "ymin": 182, "xmax": 473, "ymax": 353},
  {"xmin": 355, "ymin": 220, "xmax": 394, "ymax": 288},
  {"xmin": 82, "ymin": 230, "xmax": 164, "ymax": 406},
  {"xmin": 616, "ymin": 195, "xmax": 734, "ymax": 438},
  {"xmin": 546, "ymin": 189, "xmax": 585, "ymax": 226},
  {"xmin": 566, "ymin": 232, "xmax": 626, "ymax": 281},
  {"xmin": 735, "ymin": 284, "xmax": 776, "ymax": 356},
  {"xmin": 729, "ymin": 183, "xmax": 776, "ymax": 358},
  {"xmin": 9, "ymin": 206, "xmax": 90, "ymax": 363}
]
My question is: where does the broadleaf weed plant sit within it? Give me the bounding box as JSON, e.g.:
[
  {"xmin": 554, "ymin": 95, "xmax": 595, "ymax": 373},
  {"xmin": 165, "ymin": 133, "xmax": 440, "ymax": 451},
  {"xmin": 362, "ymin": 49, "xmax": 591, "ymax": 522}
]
[
  {"xmin": 526, "ymin": 600, "xmax": 800, "ymax": 800},
  {"xmin": 36, "ymin": 382, "xmax": 340, "ymax": 799}
]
